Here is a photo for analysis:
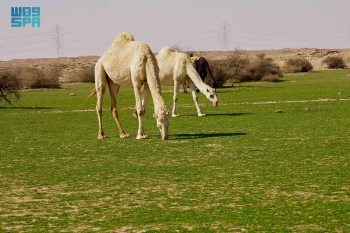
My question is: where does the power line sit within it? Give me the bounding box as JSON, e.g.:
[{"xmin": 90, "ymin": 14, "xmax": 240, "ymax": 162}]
[
  {"xmin": 230, "ymin": 39, "xmax": 349, "ymax": 49},
  {"xmin": 64, "ymin": 39, "xmax": 107, "ymax": 45},
  {"xmin": 229, "ymin": 28, "xmax": 348, "ymax": 37},
  {"xmin": 64, "ymin": 31, "xmax": 112, "ymax": 39},
  {"xmin": 0, "ymin": 32, "xmax": 51, "ymax": 40},
  {"xmin": 64, "ymin": 29, "xmax": 218, "ymax": 39},
  {"xmin": 147, "ymin": 36, "xmax": 217, "ymax": 45},
  {"xmin": 0, "ymin": 47, "xmax": 52, "ymax": 54},
  {"xmin": 230, "ymin": 34, "xmax": 349, "ymax": 43},
  {"xmin": 136, "ymin": 30, "xmax": 218, "ymax": 38},
  {"xmin": 1, "ymin": 40, "xmax": 52, "ymax": 47},
  {"xmin": 63, "ymin": 46, "xmax": 106, "ymax": 51},
  {"xmin": 1, "ymin": 25, "xmax": 349, "ymax": 59},
  {"xmin": 51, "ymin": 24, "xmax": 64, "ymax": 57},
  {"xmin": 61, "ymin": 26, "xmax": 350, "ymax": 47}
]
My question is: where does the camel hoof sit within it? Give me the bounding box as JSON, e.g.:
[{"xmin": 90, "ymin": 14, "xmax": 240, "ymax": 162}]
[
  {"xmin": 172, "ymin": 113, "xmax": 179, "ymax": 117},
  {"xmin": 98, "ymin": 135, "xmax": 106, "ymax": 139},
  {"xmin": 198, "ymin": 113, "xmax": 206, "ymax": 117},
  {"xmin": 136, "ymin": 134, "xmax": 149, "ymax": 139},
  {"xmin": 120, "ymin": 133, "xmax": 130, "ymax": 138}
]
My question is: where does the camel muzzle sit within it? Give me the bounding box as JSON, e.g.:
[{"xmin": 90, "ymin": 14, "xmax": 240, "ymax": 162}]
[
  {"xmin": 161, "ymin": 130, "xmax": 169, "ymax": 140},
  {"xmin": 159, "ymin": 124, "xmax": 169, "ymax": 140}
]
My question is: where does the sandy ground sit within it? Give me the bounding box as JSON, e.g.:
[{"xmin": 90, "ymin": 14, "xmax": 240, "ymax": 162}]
[{"xmin": 1, "ymin": 48, "xmax": 350, "ymax": 83}]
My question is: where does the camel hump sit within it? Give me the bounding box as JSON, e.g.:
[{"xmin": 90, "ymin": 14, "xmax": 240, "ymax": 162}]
[
  {"xmin": 159, "ymin": 46, "xmax": 174, "ymax": 55},
  {"xmin": 112, "ymin": 31, "xmax": 135, "ymax": 44}
]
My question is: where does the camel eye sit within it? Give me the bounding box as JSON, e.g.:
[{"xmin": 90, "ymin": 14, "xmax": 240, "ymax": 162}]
[{"xmin": 210, "ymin": 94, "xmax": 214, "ymax": 98}]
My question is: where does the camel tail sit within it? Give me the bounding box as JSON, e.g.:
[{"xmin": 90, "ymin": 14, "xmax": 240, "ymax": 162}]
[
  {"xmin": 88, "ymin": 57, "xmax": 107, "ymax": 99},
  {"xmin": 88, "ymin": 88, "xmax": 97, "ymax": 98}
]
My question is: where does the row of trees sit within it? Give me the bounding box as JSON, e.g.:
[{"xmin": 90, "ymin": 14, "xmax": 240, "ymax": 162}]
[{"xmin": 0, "ymin": 52, "xmax": 348, "ymax": 105}]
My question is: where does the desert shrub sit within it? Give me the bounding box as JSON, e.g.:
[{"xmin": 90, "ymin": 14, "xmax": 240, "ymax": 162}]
[
  {"xmin": 41, "ymin": 65, "xmax": 61, "ymax": 88},
  {"xmin": 16, "ymin": 66, "xmax": 39, "ymax": 88},
  {"xmin": 17, "ymin": 65, "xmax": 61, "ymax": 88},
  {"xmin": 75, "ymin": 66, "xmax": 95, "ymax": 83},
  {"xmin": 322, "ymin": 56, "xmax": 346, "ymax": 69},
  {"xmin": 283, "ymin": 57, "xmax": 313, "ymax": 73},
  {"xmin": 203, "ymin": 51, "xmax": 283, "ymax": 87},
  {"xmin": 0, "ymin": 69, "xmax": 21, "ymax": 105},
  {"xmin": 211, "ymin": 65, "xmax": 228, "ymax": 88},
  {"xmin": 210, "ymin": 50, "xmax": 251, "ymax": 87},
  {"xmin": 211, "ymin": 52, "xmax": 283, "ymax": 86},
  {"xmin": 240, "ymin": 53, "xmax": 283, "ymax": 82}
]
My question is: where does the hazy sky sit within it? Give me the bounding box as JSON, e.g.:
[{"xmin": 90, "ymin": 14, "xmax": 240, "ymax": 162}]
[{"xmin": 1, "ymin": 0, "xmax": 350, "ymax": 61}]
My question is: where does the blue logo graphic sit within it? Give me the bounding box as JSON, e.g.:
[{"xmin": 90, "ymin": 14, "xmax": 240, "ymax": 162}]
[{"xmin": 11, "ymin": 7, "xmax": 40, "ymax": 27}]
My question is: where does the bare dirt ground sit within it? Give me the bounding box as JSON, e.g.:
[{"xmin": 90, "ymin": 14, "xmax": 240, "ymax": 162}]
[{"xmin": 1, "ymin": 48, "xmax": 350, "ymax": 83}]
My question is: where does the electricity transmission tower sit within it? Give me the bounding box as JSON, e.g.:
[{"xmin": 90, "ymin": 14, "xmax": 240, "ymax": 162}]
[
  {"xmin": 218, "ymin": 22, "xmax": 231, "ymax": 50},
  {"xmin": 51, "ymin": 24, "xmax": 64, "ymax": 57}
]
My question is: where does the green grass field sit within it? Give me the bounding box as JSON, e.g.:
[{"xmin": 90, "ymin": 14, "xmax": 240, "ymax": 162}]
[{"xmin": 1, "ymin": 70, "xmax": 350, "ymax": 232}]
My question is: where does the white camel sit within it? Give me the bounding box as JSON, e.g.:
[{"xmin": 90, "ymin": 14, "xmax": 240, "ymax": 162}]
[
  {"xmin": 157, "ymin": 47, "xmax": 218, "ymax": 117},
  {"xmin": 89, "ymin": 31, "xmax": 169, "ymax": 140}
]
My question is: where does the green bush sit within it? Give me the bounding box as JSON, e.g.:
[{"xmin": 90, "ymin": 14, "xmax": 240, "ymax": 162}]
[
  {"xmin": 283, "ymin": 57, "xmax": 313, "ymax": 73},
  {"xmin": 322, "ymin": 56, "xmax": 346, "ymax": 69}
]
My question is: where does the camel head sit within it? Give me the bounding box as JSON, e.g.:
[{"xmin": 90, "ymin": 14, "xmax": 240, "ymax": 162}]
[
  {"xmin": 155, "ymin": 109, "xmax": 170, "ymax": 140},
  {"xmin": 204, "ymin": 88, "xmax": 218, "ymax": 107}
]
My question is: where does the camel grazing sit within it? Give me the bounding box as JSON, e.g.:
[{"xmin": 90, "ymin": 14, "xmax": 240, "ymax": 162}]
[
  {"xmin": 157, "ymin": 47, "xmax": 218, "ymax": 117},
  {"xmin": 89, "ymin": 31, "xmax": 169, "ymax": 140}
]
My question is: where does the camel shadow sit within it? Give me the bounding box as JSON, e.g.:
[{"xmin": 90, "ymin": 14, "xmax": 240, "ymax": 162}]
[
  {"xmin": 204, "ymin": 112, "xmax": 252, "ymax": 117},
  {"xmin": 170, "ymin": 132, "xmax": 246, "ymax": 140},
  {"xmin": 180, "ymin": 112, "xmax": 252, "ymax": 117}
]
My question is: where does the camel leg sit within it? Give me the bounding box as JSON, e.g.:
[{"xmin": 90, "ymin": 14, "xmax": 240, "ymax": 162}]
[
  {"xmin": 107, "ymin": 78, "xmax": 129, "ymax": 138},
  {"xmin": 189, "ymin": 80, "xmax": 205, "ymax": 116},
  {"xmin": 172, "ymin": 80, "xmax": 181, "ymax": 117},
  {"xmin": 133, "ymin": 81, "xmax": 148, "ymax": 139},
  {"xmin": 95, "ymin": 62, "xmax": 107, "ymax": 139},
  {"xmin": 132, "ymin": 84, "xmax": 150, "ymax": 118},
  {"xmin": 183, "ymin": 80, "xmax": 188, "ymax": 93},
  {"xmin": 141, "ymin": 83, "xmax": 150, "ymax": 116}
]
